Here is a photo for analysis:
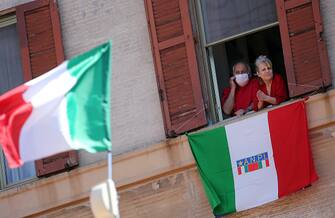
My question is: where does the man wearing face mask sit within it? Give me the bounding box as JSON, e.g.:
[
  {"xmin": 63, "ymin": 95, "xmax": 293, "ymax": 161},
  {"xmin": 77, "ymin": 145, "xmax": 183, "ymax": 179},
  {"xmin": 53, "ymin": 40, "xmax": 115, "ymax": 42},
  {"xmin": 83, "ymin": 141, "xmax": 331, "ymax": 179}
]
[{"xmin": 221, "ymin": 61, "xmax": 258, "ymax": 116}]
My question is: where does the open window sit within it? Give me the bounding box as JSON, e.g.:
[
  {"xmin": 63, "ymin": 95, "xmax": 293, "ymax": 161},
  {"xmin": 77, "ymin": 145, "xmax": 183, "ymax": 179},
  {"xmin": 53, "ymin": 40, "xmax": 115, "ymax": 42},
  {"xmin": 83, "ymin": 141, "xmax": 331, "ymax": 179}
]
[
  {"xmin": 145, "ymin": 0, "xmax": 332, "ymax": 134},
  {"xmin": 205, "ymin": 0, "xmax": 331, "ymax": 120},
  {"xmin": 208, "ymin": 26, "xmax": 287, "ymax": 119},
  {"xmin": 200, "ymin": 1, "xmax": 282, "ymax": 120}
]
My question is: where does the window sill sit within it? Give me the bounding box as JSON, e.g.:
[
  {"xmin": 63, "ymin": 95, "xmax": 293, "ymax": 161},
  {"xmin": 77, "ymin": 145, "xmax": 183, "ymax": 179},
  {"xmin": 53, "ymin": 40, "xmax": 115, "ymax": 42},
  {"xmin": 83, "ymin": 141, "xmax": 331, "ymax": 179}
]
[{"xmin": 215, "ymin": 89, "xmax": 335, "ymax": 131}]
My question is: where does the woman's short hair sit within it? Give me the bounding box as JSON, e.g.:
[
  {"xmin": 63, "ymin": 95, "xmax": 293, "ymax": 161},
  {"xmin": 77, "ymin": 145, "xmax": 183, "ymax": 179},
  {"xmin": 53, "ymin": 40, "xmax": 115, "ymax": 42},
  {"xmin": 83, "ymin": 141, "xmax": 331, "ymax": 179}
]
[{"xmin": 255, "ymin": 55, "xmax": 272, "ymax": 72}]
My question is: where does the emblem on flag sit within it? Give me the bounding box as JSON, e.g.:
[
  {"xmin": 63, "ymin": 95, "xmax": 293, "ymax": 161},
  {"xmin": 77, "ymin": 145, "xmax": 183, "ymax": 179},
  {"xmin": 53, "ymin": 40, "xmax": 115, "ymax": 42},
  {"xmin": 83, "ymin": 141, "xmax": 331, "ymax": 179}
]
[{"xmin": 236, "ymin": 152, "xmax": 270, "ymax": 175}]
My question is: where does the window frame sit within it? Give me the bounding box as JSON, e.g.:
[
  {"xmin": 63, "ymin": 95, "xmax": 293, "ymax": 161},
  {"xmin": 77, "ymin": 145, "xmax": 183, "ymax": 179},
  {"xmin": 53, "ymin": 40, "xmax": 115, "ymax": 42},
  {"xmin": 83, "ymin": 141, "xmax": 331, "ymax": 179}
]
[
  {"xmin": 0, "ymin": 0, "xmax": 78, "ymax": 188},
  {"xmin": 0, "ymin": 12, "xmax": 38, "ymax": 189},
  {"xmin": 0, "ymin": 148, "xmax": 39, "ymax": 190},
  {"xmin": 194, "ymin": 0, "xmax": 282, "ymax": 123},
  {"xmin": 193, "ymin": 0, "xmax": 332, "ymax": 123}
]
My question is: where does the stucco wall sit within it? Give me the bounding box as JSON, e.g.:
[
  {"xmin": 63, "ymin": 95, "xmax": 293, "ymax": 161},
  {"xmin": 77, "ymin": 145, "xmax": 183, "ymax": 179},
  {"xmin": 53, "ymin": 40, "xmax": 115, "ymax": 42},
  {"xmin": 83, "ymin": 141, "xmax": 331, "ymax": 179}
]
[
  {"xmin": 0, "ymin": 0, "xmax": 32, "ymax": 8},
  {"xmin": 1, "ymin": 90, "xmax": 334, "ymax": 217},
  {"xmin": 0, "ymin": 0, "xmax": 166, "ymax": 165},
  {"xmin": 320, "ymin": 0, "xmax": 335, "ymax": 86},
  {"xmin": 58, "ymin": 0, "xmax": 165, "ymax": 164},
  {"xmin": 0, "ymin": 0, "xmax": 334, "ymax": 166}
]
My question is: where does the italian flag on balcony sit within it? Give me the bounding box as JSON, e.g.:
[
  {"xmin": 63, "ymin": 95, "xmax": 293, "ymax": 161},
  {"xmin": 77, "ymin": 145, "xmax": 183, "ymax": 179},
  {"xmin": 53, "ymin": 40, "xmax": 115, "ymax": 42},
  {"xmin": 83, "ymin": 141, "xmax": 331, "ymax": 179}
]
[
  {"xmin": 0, "ymin": 42, "xmax": 112, "ymax": 168},
  {"xmin": 188, "ymin": 101, "xmax": 318, "ymax": 216}
]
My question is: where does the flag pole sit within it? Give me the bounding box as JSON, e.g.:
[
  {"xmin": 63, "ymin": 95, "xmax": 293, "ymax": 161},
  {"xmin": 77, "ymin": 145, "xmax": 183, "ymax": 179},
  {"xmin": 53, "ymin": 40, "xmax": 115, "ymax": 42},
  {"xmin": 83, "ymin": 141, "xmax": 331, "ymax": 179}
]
[
  {"xmin": 108, "ymin": 150, "xmax": 112, "ymax": 180},
  {"xmin": 90, "ymin": 150, "xmax": 120, "ymax": 218}
]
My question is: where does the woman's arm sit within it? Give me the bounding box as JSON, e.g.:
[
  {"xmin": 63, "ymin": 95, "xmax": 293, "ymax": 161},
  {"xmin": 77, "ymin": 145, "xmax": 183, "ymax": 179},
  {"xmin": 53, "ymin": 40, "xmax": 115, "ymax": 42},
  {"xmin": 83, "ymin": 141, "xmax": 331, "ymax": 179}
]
[
  {"xmin": 257, "ymin": 100, "xmax": 264, "ymax": 110},
  {"xmin": 257, "ymin": 75, "xmax": 287, "ymax": 107},
  {"xmin": 256, "ymin": 90, "xmax": 277, "ymax": 109},
  {"xmin": 264, "ymin": 94, "xmax": 277, "ymax": 104}
]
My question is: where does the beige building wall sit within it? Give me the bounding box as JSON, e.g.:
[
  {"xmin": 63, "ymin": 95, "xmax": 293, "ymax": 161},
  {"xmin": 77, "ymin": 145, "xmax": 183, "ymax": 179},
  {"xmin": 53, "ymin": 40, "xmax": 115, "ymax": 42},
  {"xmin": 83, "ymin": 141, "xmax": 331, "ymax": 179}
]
[
  {"xmin": 321, "ymin": 0, "xmax": 335, "ymax": 85},
  {"xmin": 0, "ymin": 0, "xmax": 32, "ymax": 8},
  {"xmin": 0, "ymin": 0, "xmax": 334, "ymax": 166},
  {"xmin": 59, "ymin": 0, "xmax": 166, "ymax": 163},
  {"xmin": 0, "ymin": 1, "xmax": 335, "ymax": 217},
  {"xmin": 0, "ymin": 90, "xmax": 334, "ymax": 218},
  {"xmin": 0, "ymin": 0, "xmax": 166, "ymax": 165},
  {"xmin": 58, "ymin": 0, "xmax": 166, "ymax": 165}
]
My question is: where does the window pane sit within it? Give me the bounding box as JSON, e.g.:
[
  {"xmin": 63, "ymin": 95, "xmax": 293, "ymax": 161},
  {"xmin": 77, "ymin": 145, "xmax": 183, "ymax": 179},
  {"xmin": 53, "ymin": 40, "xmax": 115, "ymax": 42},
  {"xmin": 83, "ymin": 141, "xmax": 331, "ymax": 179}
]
[
  {"xmin": 0, "ymin": 23, "xmax": 36, "ymax": 186},
  {"xmin": 4, "ymin": 157, "xmax": 36, "ymax": 185},
  {"xmin": 0, "ymin": 24, "xmax": 24, "ymax": 93},
  {"xmin": 200, "ymin": 0, "xmax": 277, "ymax": 44}
]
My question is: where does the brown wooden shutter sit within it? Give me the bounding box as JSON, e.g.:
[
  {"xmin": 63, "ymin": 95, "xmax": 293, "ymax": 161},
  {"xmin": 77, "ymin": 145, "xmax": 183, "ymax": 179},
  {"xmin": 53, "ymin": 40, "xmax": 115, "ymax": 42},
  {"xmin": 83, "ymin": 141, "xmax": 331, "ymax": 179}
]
[
  {"xmin": 276, "ymin": 0, "xmax": 332, "ymax": 97},
  {"xmin": 35, "ymin": 151, "xmax": 78, "ymax": 177},
  {"xmin": 16, "ymin": 0, "xmax": 78, "ymax": 177},
  {"xmin": 144, "ymin": 0, "xmax": 207, "ymax": 136}
]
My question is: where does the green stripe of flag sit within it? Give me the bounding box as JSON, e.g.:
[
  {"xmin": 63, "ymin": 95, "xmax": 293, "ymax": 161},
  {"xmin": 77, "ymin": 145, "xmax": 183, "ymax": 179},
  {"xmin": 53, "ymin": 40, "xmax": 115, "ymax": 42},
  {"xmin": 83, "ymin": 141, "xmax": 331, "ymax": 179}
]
[
  {"xmin": 188, "ymin": 126, "xmax": 236, "ymax": 215},
  {"xmin": 258, "ymin": 161, "xmax": 263, "ymax": 169},
  {"xmin": 67, "ymin": 42, "xmax": 112, "ymax": 152}
]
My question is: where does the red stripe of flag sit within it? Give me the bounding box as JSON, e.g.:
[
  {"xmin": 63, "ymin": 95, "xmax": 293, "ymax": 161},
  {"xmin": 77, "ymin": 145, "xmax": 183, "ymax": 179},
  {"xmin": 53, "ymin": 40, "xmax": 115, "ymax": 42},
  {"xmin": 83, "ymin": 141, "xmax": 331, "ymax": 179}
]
[
  {"xmin": 248, "ymin": 162, "xmax": 259, "ymax": 172},
  {"xmin": 237, "ymin": 167, "xmax": 242, "ymax": 175},
  {"xmin": 0, "ymin": 85, "xmax": 32, "ymax": 167},
  {"xmin": 265, "ymin": 159, "xmax": 269, "ymax": 167},
  {"xmin": 268, "ymin": 101, "xmax": 318, "ymax": 197}
]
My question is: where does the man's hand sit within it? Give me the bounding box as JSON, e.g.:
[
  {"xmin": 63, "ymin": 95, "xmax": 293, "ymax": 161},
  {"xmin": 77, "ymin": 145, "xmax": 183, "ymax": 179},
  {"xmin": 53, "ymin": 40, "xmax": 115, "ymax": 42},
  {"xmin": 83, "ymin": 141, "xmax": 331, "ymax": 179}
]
[
  {"xmin": 229, "ymin": 76, "xmax": 236, "ymax": 90},
  {"xmin": 222, "ymin": 76, "xmax": 237, "ymax": 115}
]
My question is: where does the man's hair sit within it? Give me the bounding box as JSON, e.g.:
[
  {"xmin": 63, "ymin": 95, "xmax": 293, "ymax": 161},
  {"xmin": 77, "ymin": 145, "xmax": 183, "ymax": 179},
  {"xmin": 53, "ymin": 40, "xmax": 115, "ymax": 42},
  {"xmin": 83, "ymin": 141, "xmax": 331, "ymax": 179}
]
[
  {"xmin": 232, "ymin": 61, "xmax": 251, "ymax": 74},
  {"xmin": 255, "ymin": 55, "xmax": 272, "ymax": 72}
]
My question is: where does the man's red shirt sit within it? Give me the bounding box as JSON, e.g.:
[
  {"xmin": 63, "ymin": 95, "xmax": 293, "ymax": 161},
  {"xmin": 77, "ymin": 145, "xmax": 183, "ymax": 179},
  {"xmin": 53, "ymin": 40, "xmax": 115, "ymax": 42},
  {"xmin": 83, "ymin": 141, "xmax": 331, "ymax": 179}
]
[{"xmin": 221, "ymin": 79, "xmax": 258, "ymax": 114}]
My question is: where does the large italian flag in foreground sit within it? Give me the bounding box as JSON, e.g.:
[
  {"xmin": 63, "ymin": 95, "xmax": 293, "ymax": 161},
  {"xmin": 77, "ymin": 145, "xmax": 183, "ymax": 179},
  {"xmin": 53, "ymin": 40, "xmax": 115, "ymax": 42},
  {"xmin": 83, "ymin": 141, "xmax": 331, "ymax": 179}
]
[
  {"xmin": 188, "ymin": 101, "xmax": 318, "ymax": 216},
  {"xmin": 0, "ymin": 42, "xmax": 112, "ymax": 168}
]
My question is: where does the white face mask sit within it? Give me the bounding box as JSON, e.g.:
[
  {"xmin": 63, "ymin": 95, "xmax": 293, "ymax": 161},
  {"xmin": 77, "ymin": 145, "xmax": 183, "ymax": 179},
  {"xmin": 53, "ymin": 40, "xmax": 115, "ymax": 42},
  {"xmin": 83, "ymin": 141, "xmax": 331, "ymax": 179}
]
[{"xmin": 235, "ymin": 73, "xmax": 249, "ymax": 87}]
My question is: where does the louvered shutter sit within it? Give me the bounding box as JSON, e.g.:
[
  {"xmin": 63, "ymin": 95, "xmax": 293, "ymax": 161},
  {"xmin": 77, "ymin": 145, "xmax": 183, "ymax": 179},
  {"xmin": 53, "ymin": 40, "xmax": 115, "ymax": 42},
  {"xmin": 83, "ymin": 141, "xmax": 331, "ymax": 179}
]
[
  {"xmin": 144, "ymin": 0, "xmax": 207, "ymax": 136},
  {"xmin": 34, "ymin": 151, "xmax": 78, "ymax": 177},
  {"xmin": 16, "ymin": 0, "xmax": 78, "ymax": 177},
  {"xmin": 276, "ymin": 0, "xmax": 331, "ymax": 97}
]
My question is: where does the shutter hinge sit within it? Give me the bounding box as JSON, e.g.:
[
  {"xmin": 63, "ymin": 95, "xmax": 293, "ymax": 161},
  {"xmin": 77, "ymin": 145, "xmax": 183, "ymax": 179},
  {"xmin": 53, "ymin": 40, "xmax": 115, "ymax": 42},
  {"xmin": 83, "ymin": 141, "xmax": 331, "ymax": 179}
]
[
  {"xmin": 319, "ymin": 31, "xmax": 324, "ymax": 41},
  {"xmin": 204, "ymin": 102, "xmax": 209, "ymax": 110},
  {"xmin": 167, "ymin": 130, "xmax": 177, "ymax": 138},
  {"xmin": 159, "ymin": 88, "xmax": 165, "ymax": 101},
  {"xmin": 320, "ymin": 81, "xmax": 327, "ymax": 93}
]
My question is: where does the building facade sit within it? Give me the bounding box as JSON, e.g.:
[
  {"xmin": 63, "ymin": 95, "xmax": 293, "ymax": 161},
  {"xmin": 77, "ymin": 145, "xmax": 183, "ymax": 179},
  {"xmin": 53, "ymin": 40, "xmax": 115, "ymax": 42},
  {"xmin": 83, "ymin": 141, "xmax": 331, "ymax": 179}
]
[{"xmin": 0, "ymin": 0, "xmax": 334, "ymax": 217}]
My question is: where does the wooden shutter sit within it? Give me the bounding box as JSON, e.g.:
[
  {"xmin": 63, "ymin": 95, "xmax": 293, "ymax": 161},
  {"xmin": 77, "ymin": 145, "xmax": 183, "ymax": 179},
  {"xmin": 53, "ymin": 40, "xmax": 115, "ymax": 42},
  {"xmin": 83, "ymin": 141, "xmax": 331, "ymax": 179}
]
[
  {"xmin": 35, "ymin": 151, "xmax": 78, "ymax": 177},
  {"xmin": 144, "ymin": 0, "xmax": 207, "ymax": 136},
  {"xmin": 16, "ymin": 0, "xmax": 78, "ymax": 177},
  {"xmin": 276, "ymin": 0, "xmax": 331, "ymax": 97}
]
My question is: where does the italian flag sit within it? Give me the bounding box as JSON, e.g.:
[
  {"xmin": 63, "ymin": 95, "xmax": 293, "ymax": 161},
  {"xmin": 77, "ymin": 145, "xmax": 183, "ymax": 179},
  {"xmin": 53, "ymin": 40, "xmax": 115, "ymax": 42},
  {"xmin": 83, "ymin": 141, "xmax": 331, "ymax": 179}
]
[
  {"xmin": 0, "ymin": 42, "xmax": 112, "ymax": 168},
  {"xmin": 188, "ymin": 101, "xmax": 318, "ymax": 216}
]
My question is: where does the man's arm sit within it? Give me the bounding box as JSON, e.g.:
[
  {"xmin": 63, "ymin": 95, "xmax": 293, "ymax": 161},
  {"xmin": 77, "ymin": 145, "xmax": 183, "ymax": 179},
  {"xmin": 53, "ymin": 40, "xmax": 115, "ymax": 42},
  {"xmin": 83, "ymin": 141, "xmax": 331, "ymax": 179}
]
[{"xmin": 223, "ymin": 77, "xmax": 236, "ymax": 115}]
